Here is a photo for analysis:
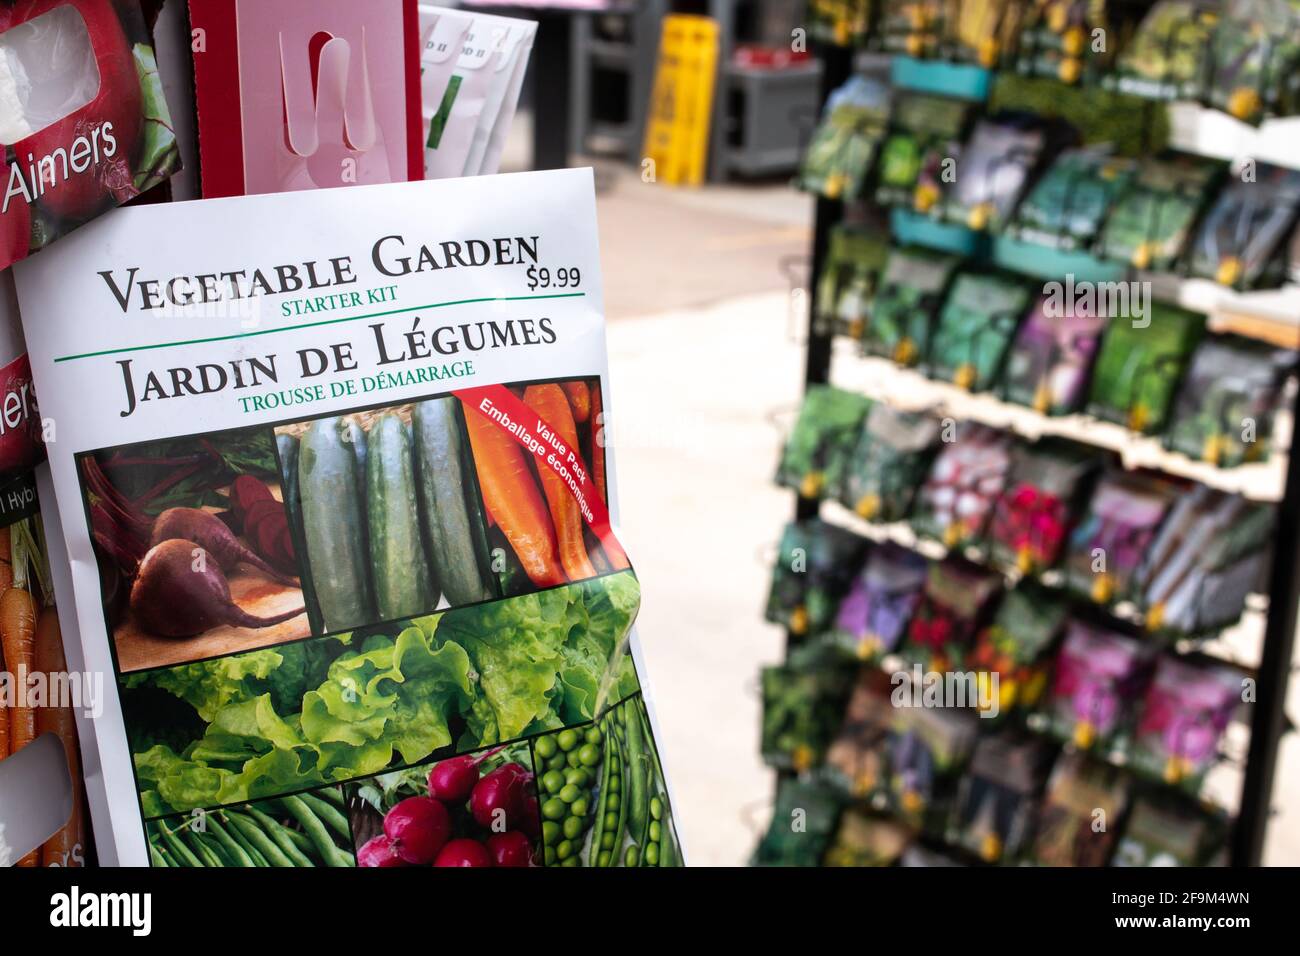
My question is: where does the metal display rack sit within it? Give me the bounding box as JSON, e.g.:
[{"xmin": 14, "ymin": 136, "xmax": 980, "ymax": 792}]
[{"xmin": 781, "ymin": 39, "xmax": 1298, "ymax": 866}]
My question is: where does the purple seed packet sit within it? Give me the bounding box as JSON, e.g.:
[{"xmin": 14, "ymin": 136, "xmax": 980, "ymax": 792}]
[
  {"xmin": 1001, "ymin": 292, "xmax": 1107, "ymax": 415},
  {"xmin": 1132, "ymin": 657, "xmax": 1241, "ymax": 788},
  {"xmin": 1048, "ymin": 621, "xmax": 1155, "ymax": 751}
]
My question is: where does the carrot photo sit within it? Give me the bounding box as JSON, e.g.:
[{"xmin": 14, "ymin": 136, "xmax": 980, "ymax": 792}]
[{"xmin": 81, "ymin": 429, "xmax": 309, "ymax": 673}]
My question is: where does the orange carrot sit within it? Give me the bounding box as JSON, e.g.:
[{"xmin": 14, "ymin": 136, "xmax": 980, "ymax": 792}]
[
  {"xmin": 2, "ymin": 586, "xmax": 37, "ymax": 864},
  {"xmin": 461, "ymin": 400, "xmax": 566, "ymax": 588},
  {"xmin": 523, "ymin": 385, "xmax": 598, "ymax": 581},
  {"xmin": 587, "ymin": 386, "xmax": 630, "ymax": 571},
  {"xmin": 562, "ymin": 381, "xmax": 591, "ymax": 423},
  {"xmin": 35, "ymin": 606, "xmax": 84, "ymax": 868}
]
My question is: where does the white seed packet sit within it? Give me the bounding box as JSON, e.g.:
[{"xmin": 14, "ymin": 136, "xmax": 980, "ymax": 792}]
[{"xmin": 12, "ymin": 169, "xmax": 683, "ymax": 868}]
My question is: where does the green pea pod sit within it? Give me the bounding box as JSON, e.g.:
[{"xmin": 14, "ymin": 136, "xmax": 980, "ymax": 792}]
[
  {"xmin": 206, "ymin": 815, "xmax": 256, "ymax": 867},
  {"xmin": 247, "ymin": 805, "xmax": 316, "ymax": 867},
  {"xmin": 587, "ymin": 715, "xmax": 617, "ymax": 866},
  {"xmin": 660, "ymin": 798, "xmax": 679, "ymax": 868},
  {"xmin": 226, "ymin": 811, "xmax": 295, "ymax": 867}
]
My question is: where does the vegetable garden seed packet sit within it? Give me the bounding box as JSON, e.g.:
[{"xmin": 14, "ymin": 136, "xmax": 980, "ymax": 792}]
[
  {"xmin": 944, "ymin": 0, "xmax": 1025, "ymax": 67},
  {"xmin": 1030, "ymin": 752, "xmax": 1129, "ymax": 866},
  {"xmin": 0, "ymin": 0, "xmax": 181, "ymax": 270},
  {"xmin": 1110, "ymin": 795, "xmax": 1211, "ymax": 866},
  {"xmin": 1064, "ymin": 470, "xmax": 1183, "ymax": 605},
  {"xmin": 1206, "ymin": 0, "xmax": 1300, "ymax": 123},
  {"xmin": 765, "ymin": 520, "xmax": 871, "ymax": 637},
  {"xmin": 949, "ymin": 731, "xmax": 1052, "ymax": 863},
  {"xmin": 861, "ymin": 246, "xmax": 959, "ymax": 365},
  {"xmin": 875, "ymin": 93, "xmax": 973, "ymax": 211},
  {"xmin": 807, "ymin": 0, "xmax": 874, "ymax": 47},
  {"xmin": 1009, "ymin": 148, "xmax": 1137, "ymax": 250},
  {"xmin": 776, "ymin": 385, "xmax": 873, "ymax": 501},
  {"xmin": 760, "ymin": 643, "xmax": 855, "ymax": 772},
  {"xmin": 825, "ymin": 669, "xmax": 896, "ymax": 798},
  {"xmin": 876, "ymin": 0, "xmax": 947, "ymax": 58},
  {"xmin": 13, "ymin": 169, "xmax": 683, "ymax": 867},
  {"xmin": 830, "ymin": 542, "xmax": 929, "ymax": 662},
  {"xmin": 1135, "ymin": 486, "xmax": 1274, "ymax": 633},
  {"xmin": 1188, "ymin": 163, "xmax": 1300, "ymax": 290},
  {"xmin": 913, "ymin": 423, "xmax": 1014, "ymax": 548},
  {"xmin": 887, "ymin": 705, "xmax": 979, "ymax": 827},
  {"xmin": 1008, "ymin": 0, "xmax": 1133, "ymax": 85},
  {"xmin": 1131, "ymin": 656, "xmax": 1242, "ymax": 789},
  {"xmin": 1106, "ymin": 0, "xmax": 1217, "ymax": 101},
  {"xmin": 1086, "ymin": 302, "xmax": 1204, "ymax": 434},
  {"xmin": 1047, "ymin": 621, "xmax": 1155, "ymax": 752},
  {"xmin": 985, "ymin": 438, "xmax": 1097, "ymax": 574},
  {"xmin": 968, "ymin": 584, "xmax": 1067, "ymax": 719},
  {"xmin": 1000, "ymin": 291, "xmax": 1106, "ymax": 415},
  {"xmin": 1098, "ymin": 156, "xmax": 1223, "ymax": 270},
  {"xmin": 903, "ymin": 557, "xmax": 1002, "ymax": 670},
  {"xmin": 796, "ymin": 75, "xmax": 892, "ymax": 202},
  {"xmin": 1165, "ymin": 336, "xmax": 1294, "ymax": 467},
  {"xmin": 939, "ymin": 115, "xmax": 1049, "ymax": 232},
  {"xmin": 837, "ymin": 404, "xmax": 941, "ymax": 523},
  {"xmin": 751, "ymin": 777, "xmax": 842, "ymax": 867},
  {"xmin": 822, "ymin": 808, "xmax": 913, "ymax": 867},
  {"xmin": 927, "ymin": 271, "xmax": 1031, "ymax": 391},
  {"xmin": 815, "ymin": 224, "xmax": 891, "ymax": 341}
]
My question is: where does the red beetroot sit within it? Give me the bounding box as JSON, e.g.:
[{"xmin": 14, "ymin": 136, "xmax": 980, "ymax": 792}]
[
  {"xmin": 152, "ymin": 506, "xmax": 298, "ymax": 586},
  {"xmin": 357, "ymin": 835, "xmax": 406, "ymax": 868},
  {"xmin": 427, "ymin": 754, "xmax": 481, "ymax": 804},
  {"xmin": 383, "ymin": 796, "xmax": 451, "ymax": 865},
  {"xmin": 487, "ymin": 831, "xmax": 535, "ymax": 868},
  {"xmin": 470, "ymin": 762, "xmax": 534, "ymax": 830},
  {"xmin": 8, "ymin": 0, "xmax": 144, "ymax": 220},
  {"xmin": 433, "ymin": 839, "xmax": 493, "ymax": 868}
]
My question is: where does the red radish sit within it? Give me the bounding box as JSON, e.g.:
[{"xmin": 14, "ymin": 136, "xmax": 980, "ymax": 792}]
[
  {"xmin": 8, "ymin": 0, "xmax": 143, "ymax": 221},
  {"xmin": 130, "ymin": 538, "xmax": 306, "ymax": 638},
  {"xmin": 383, "ymin": 797, "xmax": 451, "ymax": 865},
  {"xmin": 427, "ymin": 754, "xmax": 482, "ymax": 804},
  {"xmin": 433, "ymin": 839, "xmax": 493, "ymax": 868},
  {"xmin": 470, "ymin": 763, "xmax": 534, "ymax": 830},
  {"xmin": 487, "ymin": 831, "xmax": 535, "ymax": 868},
  {"xmin": 357, "ymin": 835, "xmax": 406, "ymax": 868},
  {"xmin": 151, "ymin": 507, "xmax": 298, "ymax": 586}
]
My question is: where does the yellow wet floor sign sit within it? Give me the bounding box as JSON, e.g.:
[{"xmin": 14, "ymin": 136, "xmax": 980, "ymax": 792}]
[{"xmin": 643, "ymin": 15, "xmax": 719, "ymax": 187}]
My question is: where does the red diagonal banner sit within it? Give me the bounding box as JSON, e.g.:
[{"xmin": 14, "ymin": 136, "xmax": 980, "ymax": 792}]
[{"xmin": 455, "ymin": 384, "xmax": 631, "ymax": 580}]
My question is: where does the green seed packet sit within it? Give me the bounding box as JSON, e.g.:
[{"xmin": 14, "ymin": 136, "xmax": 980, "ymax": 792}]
[
  {"xmin": 1010, "ymin": 148, "xmax": 1137, "ymax": 250},
  {"xmin": 751, "ymin": 778, "xmax": 843, "ymax": 867},
  {"xmin": 1007, "ymin": 0, "xmax": 1141, "ymax": 85},
  {"xmin": 876, "ymin": 93, "xmax": 974, "ymax": 210},
  {"xmin": 1086, "ymin": 302, "xmax": 1204, "ymax": 433},
  {"xmin": 1135, "ymin": 485, "xmax": 1275, "ymax": 634},
  {"xmin": 760, "ymin": 643, "xmax": 856, "ymax": 771},
  {"xmin": 1187, "ymin": 163, "xmax": 1300, "ymax": 290},
  {"xmin": 822, "ymin": 809, "xmax": 914, "ymax": 867},
  {"xmin": 1106, "ymin": 0, "xmax": 1217, "ymax": 101},
  {"xmin": 1110, "ymin": 795, "xmax": 1215, "ymax": 867},
  {"xmin": 939, "ymin": 115, "xmax": 1049, "ymax": 232},
  {"xmin": 876, "ymin": 1, "xmax": 948, "ymax": 58},
  {"xmin": 862, "ymin": 246, "xmax": 961, "ymax": 365},
  {"xmin": 927, "ymin": 271, "xmax": 1032, "ymax": 391},
  {"xmin": 1164, "ymin": 336, "xmax": 1294, "ymax": 467},
  {"xmin": 764, "ymin": 520, "xmax": 871, "ymax": 637},
  {"xmin": 796, "ymin": 76, "xmax": 892, "ymax": 202},
  {"xmin": 807, "ymin": 0, "xmax": 875, "ymax": 47},
  {"xmin": 815, "ymin": 224, "xmax": 892, "ymax": 340},
  {"xmin": 776, "ymin": 385, "xmax": 874, "ymax": 499},
  {"xmin": 1098, "ymin": 155, "xmax": 1223, "ymax": 271},
  {"xmin": 837, "ymin": 404, "xmax": 942, "ymax": 523},
  {"xmin": 1206, "ymin": 0, "xmax": 1300, "ymax": 124}
]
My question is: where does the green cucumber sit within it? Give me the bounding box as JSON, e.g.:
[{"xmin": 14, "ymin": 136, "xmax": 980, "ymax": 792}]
[
  {"xmin": 298, "ymin": 417, "xmax": 374, "ymax": 631},
  {"xmin": 366, "ymin": 413, "xmax": 435, "ymax": 619},
  {"xmin": 413, "ymin": 397, "xmax": 495, "ymax": 605},
  {"xmin": 276, "ymin": 433, "xmax": 300, "ymax": 521}
]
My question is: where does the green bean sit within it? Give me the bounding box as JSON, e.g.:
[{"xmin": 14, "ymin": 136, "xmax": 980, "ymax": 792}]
[
  {"xmin": 227, "ymin": 811, "xmax": 294, "ymax": 867},
  {"xmin": 149, "ymin": 840, "xmax": 170, "ymax": 868},
  {"xmin": 316, "ymin": 786, "xmax": 345, "ymax": 808},
  {"xmin": 247, "ymin": 805, "xmax": 316, "ymax": 867},
  {"xmin": 157, "ymin": 820, "xmax": 202, "ymax": 867},
  {"xmin": 297, "ymin": 792, "xmax": 350, "ymax": 841},
  {"xmin": 206, "ymin": 815, "xmax": 256, "ymax": 867},
  {"xmin": 219, "ymin": 812, "xmax": 269, "ymax": 866},
  {"xmin": 195, "ymin": 828, "xmax": 236, "ymax": 866},
  {"xmin": 184, "ymin": 827, "xmax": 223, "ymax": 867},
  {"xmin": 281, "ymin": 794, "xmax": 354, "ymax": 867}
]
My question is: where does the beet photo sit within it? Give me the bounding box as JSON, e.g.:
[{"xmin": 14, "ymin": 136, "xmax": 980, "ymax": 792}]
[
  {"xmin": 3, "ymin": 0, "xmax": 144, "ymax": 222},
  {"xmin": 129, "ymin": 538, "xmax": 306, "ymax": 638},
  {"xmin": 151, "ymin": 507, "xmax": 299, "ymax": 587}
]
